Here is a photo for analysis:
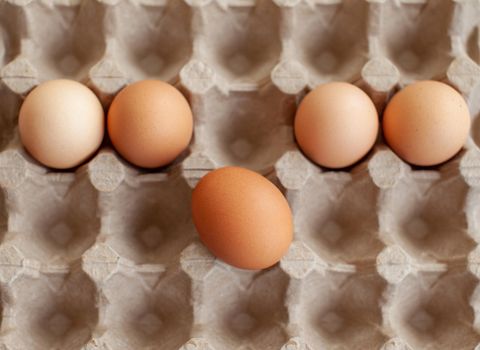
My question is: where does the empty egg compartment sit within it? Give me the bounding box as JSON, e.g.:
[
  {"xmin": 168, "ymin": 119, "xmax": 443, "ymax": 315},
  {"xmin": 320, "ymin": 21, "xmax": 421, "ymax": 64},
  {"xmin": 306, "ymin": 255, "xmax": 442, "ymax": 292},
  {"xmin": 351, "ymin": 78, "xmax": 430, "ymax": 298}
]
[
  {"xmin": 288, "ymin": 0, "xmax": 370, "ymax": 85},
  {"xmin": 292, "ymin": 270, "xmax": 387, "ymax": 350},
  {"xmin": 95, "ymin": 266, "xmax": 192, "ymax": 350},
  {"xmin": 197, "ymin": 0, "xmax": 281, "ymax": 87},
  {"xmin": 383, "ymin": 271, "xmax": 480, "ymax": 350},
  {"xmin": 101, "ymin": 0, "xmax": 193, "ymax": 82},
  {"xmin": 378, "ymin": 0, "xmax": 455, "ymax": 82},
  {"xmin": 376, "ymin": 161, "xmax": 475, "ymax": 263},
  {"xmin": 91, "ymin": 157, "xmax": 196, "ymax": 266},
  {"xmin": 1, "ymin": 267, "xmax": 98, "ymax": 350},
  {"xmin": 1, "ymin": 0, "xmax": 106, "ymax": 89},
  {"xmin": 190, "ymin": 263, "xmax": 289, "ymax": 350},
  {"xmin": 0, "ymin": 159, "xmax": 100, "ymax": 265},
  {"xmin": 290, "ymin": 168, "xmax": 384, "ymax": 265},
  {"xmin": 187, "ymin": 84, "xmax": 295, "ymax": 173}
]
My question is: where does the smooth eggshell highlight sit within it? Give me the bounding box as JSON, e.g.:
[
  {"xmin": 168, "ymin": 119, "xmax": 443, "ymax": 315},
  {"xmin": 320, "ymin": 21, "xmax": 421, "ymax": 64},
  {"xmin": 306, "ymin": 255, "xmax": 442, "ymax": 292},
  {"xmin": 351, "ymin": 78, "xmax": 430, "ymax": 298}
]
[
  {"xmin": 107, "ymin": 80, "xmax": 193, "ymax": 168},
  {"xmin": 191, "ymin": 167, "xmax": 293, "ymax": 270},
  {"xmin": 19, "ymin": 79, "xmax": 104, "ymax": 169},
  {"xmin": 383, "ymin": 80, "xmax": 471, "ymax": 166}
]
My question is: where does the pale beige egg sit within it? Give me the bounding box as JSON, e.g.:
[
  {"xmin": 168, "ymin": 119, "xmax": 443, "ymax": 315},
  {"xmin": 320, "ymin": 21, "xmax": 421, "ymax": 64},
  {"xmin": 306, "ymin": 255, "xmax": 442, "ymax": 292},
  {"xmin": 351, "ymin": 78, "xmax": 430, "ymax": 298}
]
[
  {"xmin": 294, "ymin": 82, "xmax": 379, "ymax": 169},
  {"xmin": 19, "ymin": 79, "xmax": 104, "ymax": 169}
]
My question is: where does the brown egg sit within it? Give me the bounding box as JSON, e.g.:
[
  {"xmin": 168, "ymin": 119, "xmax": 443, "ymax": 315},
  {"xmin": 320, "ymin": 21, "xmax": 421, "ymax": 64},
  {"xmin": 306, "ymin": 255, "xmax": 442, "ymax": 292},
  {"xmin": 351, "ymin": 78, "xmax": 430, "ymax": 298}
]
[
  {"xmin": 191, "ymin": 167, "xmax": 293, "ymax": 270},
  {"xmin": 383, "ymin": 81, "xmax": 471, "ymax": 166},
  {"xmin": 294, "ymin": 82, "xmax": 379, "ymax": 169},
  {"xmin": 107, "ymin": 80, "xmax": 193, "ymax": 168},
  {"xmin": 19, "ymin": 79, "xmax": 104, "ymax": 169}
]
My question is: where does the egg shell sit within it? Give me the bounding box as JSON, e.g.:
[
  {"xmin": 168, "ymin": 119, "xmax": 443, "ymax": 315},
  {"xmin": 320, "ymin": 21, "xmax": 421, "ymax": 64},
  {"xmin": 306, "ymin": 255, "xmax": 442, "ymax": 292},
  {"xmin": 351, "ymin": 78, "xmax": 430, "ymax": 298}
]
[
  {"xmin": 107, "ymin": 80, "xmax": 193, "ymax": 168},
  {"xmin": 383, "ymin": 80, "xmax": 471, "ymax": 166},
  {"xmin": 191, "ymin": 167, "xmax": 293, "ymax": 270},
  {"xmin": 18, "ymin": 79, "xmax": 105, "ymax": 169},
  {"xmin": 294, "ymin": 82, "xmax": 379, "ymax": 169}
]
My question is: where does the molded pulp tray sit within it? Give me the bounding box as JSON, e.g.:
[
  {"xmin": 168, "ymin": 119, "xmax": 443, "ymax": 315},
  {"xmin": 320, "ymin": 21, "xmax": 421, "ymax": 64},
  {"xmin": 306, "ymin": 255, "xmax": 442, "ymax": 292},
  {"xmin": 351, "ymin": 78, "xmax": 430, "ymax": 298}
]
[{"xmin": 1, "ymin": 0, "xmax": 480, "ymax": 349}]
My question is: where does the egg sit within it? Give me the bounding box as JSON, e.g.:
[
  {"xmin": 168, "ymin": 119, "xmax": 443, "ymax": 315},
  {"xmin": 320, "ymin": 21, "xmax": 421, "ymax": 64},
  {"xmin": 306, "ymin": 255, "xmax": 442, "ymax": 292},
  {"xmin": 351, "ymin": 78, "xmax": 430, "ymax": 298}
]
[
  {"xmin": 107, "ymin": 80, "xmax": 193, "ymax": 168},
  {"xmin": 383, "ymin": 81, "xmax": 471, "ymax": 166},
  {"xmin": 191, "ymin": 167, "xmax": 293, "ymax": 270},
  {"xmin": 19, "ymin": 79, "xmax": 104, "ymax": 169},
  {"xmin": 294, "ymin": 82, "xmax": 379, "ymax": 169}
]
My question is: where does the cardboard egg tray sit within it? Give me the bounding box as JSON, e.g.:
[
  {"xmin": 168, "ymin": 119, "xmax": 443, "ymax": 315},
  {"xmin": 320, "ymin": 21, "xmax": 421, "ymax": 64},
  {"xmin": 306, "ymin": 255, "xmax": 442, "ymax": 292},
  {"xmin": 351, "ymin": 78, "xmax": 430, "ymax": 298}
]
[{"xmin": 1, "ymin": 0, "xmax": 480, "ymax": 349}]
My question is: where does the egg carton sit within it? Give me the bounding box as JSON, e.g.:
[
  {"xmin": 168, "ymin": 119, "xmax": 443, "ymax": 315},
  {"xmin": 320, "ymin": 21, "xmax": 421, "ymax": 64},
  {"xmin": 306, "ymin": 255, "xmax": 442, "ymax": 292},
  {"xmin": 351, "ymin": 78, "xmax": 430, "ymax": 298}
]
[{"xmin": 1, "ymin": 0, "xmax": 480, "ymax": 349}]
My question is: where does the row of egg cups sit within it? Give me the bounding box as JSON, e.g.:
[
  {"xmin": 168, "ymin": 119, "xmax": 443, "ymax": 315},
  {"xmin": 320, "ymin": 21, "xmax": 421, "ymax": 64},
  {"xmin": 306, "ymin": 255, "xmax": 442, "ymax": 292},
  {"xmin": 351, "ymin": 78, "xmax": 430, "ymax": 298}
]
[
  {"xmin": 16, "ymin": 78, "xmax": 472, "ymax": 271},
  {"xmin": 19, "ymin": 79, "xmax": 471, "ymax": 171}
]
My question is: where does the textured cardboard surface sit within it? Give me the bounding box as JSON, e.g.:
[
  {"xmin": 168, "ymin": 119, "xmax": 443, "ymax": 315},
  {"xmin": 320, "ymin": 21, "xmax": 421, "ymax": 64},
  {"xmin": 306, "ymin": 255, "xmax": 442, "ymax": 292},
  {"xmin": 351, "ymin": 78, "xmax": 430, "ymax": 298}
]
[{"xmin": 1, "ymin": 0, "xmax": 480, "ymax": 349}]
